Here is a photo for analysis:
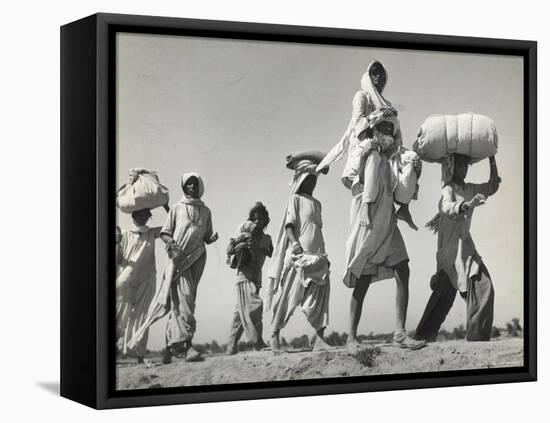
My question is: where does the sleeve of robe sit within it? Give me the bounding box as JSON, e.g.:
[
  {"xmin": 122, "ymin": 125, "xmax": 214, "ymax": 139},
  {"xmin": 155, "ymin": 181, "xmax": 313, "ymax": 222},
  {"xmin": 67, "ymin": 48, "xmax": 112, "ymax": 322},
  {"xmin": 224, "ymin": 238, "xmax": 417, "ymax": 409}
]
[
  {"xmin": 439, "ymin": 185, "xmax": 464, "ymax": 219},
  {"xmin": 204, "ymin": 207, "xmax": 214, "ymax": 241},
  {"xmin": 362, "ymin": 150, "xmax": 381, "ymax": 203},
  {"xmin": 351, "ymin": 91, "xmax": 373, "ymax": 130},
  {"xmin": 160, "ymin": 207, "xmax": 176, "ymax": 237},
  {"xmin": 285, "ymin": 195, "xmax": 300, "ymax": 228}
]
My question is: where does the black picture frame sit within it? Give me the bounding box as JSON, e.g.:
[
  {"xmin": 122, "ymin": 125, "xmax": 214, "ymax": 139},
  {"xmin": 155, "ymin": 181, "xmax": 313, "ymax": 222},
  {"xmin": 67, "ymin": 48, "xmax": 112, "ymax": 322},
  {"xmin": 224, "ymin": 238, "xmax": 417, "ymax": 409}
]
[{"xmin": 60, "ymin": 12, "xmax": 537, "ymax": 409}]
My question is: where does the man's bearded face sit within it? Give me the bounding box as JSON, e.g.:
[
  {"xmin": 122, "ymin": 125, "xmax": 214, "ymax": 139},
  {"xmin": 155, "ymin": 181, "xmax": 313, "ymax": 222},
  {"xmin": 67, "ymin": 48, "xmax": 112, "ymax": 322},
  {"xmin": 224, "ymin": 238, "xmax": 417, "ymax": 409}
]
[{"xmin": 373, "ymin": 121, "xmax": 395, "ymax": 152}]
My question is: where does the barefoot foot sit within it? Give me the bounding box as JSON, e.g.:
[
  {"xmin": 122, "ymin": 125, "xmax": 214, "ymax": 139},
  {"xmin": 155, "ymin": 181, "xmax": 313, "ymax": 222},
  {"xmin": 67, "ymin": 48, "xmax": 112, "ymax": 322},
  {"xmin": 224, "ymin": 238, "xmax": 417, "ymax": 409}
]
[
  {"xmin": 396, "ymin": 205, "xmax": 418, "ymax": 231},
  {"xmin": 346, "ymin": 339, "xmax": 361, "ymax": 356},
  {"xmin": 185, "ymin": 346, "xmax": 203, "ymax": 362}
]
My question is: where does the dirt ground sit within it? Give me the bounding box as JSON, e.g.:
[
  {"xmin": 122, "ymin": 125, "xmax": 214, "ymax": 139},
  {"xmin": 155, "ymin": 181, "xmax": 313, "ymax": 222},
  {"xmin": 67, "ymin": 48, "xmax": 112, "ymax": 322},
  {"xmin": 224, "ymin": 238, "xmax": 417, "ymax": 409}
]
[{"xmin": 115, "ymin": 337, "xmax": 524, "ymax": 390}]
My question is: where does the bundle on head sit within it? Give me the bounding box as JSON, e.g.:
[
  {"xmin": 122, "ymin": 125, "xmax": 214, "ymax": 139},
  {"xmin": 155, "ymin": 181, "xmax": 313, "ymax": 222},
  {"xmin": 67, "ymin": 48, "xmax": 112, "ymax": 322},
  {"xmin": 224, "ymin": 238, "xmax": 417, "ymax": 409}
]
[
  {"xmin": 286, "ymin": 150, "xmax": 329, "ymax": 174},
  {"xmin": 413, "ymin": 112, "xmax": 498, "ymax": 164},
  {"xmin": 116, "ymin": 168, "xmax": 170, "ymax": 213}
]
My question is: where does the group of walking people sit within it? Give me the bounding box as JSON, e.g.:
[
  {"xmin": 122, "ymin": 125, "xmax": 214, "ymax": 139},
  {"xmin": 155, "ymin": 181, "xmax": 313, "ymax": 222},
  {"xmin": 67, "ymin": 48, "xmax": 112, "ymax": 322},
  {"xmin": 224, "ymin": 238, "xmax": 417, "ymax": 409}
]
[{"xmin": 115, "ymin": 60, "xmax": 501, "ymax": 365}]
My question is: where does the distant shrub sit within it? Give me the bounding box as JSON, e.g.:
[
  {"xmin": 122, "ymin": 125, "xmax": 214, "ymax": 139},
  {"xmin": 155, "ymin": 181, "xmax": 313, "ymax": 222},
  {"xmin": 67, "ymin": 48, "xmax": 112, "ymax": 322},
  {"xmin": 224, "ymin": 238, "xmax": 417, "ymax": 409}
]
[
  {"xmin": 341, "ymin": 332, "xmax": 348, "ymax": 344},
  {"xmin": 506, "ymin": 323, "xmax": 518, "ymax": 337},
  {"xmin": 289, "ymin": 335, "xmax": 311, "ymax": 349},
  {"xmin": 437, "ymin": 329, "xmax": 454, "ymax": 341},
  {"xmin": 237, "ymin": 340, "xmax": 255, "ymax": 351},
  {"xmin": 512, "ymin": 318, "xmax": 522, "ymax": 333},
  {"xmin": 193, "ymin": 344, "xmax": 207, "ymax": 354},
  {"xmin": 324, "ymin": 331, "xmax": 349, "ymax": 347},
  {"xmin": 452, "ymin": 324, "xmax": 466, "ymax": 339}
]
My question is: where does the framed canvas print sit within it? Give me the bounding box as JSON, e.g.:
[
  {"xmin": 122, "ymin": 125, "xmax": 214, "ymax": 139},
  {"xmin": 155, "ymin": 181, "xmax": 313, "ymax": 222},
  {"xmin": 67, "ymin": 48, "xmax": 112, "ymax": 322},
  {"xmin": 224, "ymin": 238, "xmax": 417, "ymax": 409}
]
[{"xmin": 60, "ymin": 13, "xmax": 537, "ymax": 409}]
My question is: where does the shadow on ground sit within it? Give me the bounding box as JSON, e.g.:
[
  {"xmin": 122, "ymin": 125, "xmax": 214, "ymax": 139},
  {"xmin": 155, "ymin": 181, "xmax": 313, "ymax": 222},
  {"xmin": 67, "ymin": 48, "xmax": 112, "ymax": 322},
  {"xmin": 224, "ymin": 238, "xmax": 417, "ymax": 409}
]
[{"xmin": 36, "ymin": 381, "xmax": 60, "ymax": 396}]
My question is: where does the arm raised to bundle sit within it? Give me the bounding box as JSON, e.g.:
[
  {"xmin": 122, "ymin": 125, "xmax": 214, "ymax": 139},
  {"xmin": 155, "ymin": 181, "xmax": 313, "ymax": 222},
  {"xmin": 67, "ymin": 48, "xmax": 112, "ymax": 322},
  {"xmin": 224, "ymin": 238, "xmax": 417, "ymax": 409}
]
[{"xmin": 467, "ymin": 156, "xmax": 501, "ymax": 200}]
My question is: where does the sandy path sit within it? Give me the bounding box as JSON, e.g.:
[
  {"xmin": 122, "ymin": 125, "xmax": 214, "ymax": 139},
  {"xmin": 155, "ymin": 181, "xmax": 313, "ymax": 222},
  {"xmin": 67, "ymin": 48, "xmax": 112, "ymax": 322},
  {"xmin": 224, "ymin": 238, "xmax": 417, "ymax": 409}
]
[{"xmin": 116, "ymin": 338, "xmax": 524, "ymax": 390}]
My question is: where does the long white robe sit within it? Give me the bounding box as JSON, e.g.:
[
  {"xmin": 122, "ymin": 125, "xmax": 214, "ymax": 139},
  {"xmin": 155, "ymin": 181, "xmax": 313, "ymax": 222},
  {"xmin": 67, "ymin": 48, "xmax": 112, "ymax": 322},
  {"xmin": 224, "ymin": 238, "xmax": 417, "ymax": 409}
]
[
  {"xmin": 271, "ymin": 194, "xmax": 330, "ymax": 331},
  {"xmin": 116, "ymin": 225, "xmax": 161, "ymax": 355}
]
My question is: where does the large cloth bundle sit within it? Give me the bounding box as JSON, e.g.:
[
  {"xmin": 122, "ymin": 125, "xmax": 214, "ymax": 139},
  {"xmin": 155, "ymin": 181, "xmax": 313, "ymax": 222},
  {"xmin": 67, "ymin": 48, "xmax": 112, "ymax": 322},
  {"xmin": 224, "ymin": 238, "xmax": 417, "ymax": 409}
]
[
  {"xmin": 116, "ymin": 168, "xmax": 169, "ymax": 213},
  {"xmin": 413, "ymin": 113, "xmax": 498, "ymax": 163}
]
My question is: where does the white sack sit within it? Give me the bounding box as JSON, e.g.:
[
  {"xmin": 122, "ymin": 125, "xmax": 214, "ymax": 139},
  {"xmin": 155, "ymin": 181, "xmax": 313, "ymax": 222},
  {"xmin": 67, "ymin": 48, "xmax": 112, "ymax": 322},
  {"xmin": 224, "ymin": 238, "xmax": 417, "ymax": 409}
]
[
  {"xmin": 413, "ymin": 113, "xmax": 498, "ymax": 163},
  {"xmin": 116, "ymin": 168, "xmax": 169, "ymax": 213}
]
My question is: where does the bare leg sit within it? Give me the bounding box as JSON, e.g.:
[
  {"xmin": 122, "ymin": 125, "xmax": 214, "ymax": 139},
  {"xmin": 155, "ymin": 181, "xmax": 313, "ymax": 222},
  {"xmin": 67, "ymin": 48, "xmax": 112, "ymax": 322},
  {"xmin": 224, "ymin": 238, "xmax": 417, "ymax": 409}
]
[
  {"xmin": 394, "ymin": 261, "xmax": 410, "ymax": 331},
  {"xmin": 392, "ymin": 261, "xmax": 425, "ymax": 350},
  {"xmin": 347, "ymin": 276, "xmax": 370, "ymax": 354},
  {"xmin": 271, "ymin": 330, "xmax": 281, "ymax": 353},
  {"xmin": 349, "ymin": 276, "xmax": 370, "ymax": 341},
  {"xmin": 226, "ymin": 309, "xmax": 244, "ymax": 354}
]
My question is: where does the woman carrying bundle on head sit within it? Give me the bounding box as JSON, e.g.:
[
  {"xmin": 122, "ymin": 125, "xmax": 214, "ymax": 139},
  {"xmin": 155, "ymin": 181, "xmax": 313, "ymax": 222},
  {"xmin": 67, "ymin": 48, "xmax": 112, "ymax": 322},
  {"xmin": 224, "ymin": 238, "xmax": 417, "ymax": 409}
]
[
  {"xmin": 116, "ymin": 168, "xmax": 170, "ymax": 365},
  {"xmin": 266, "ymin": 152, "xmax": 332, "ymax": 353},
  {"xmin": 116, "ymin": 209, "xmax": 163, "ymax": 365}
]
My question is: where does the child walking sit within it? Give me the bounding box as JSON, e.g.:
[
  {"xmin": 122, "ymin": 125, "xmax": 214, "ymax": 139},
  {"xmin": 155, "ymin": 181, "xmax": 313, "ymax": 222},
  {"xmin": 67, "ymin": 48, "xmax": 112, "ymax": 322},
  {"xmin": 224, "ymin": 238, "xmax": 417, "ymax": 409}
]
[{"xmin": 226, "ymin": 202, "xmax": 273, "ymax": 354}]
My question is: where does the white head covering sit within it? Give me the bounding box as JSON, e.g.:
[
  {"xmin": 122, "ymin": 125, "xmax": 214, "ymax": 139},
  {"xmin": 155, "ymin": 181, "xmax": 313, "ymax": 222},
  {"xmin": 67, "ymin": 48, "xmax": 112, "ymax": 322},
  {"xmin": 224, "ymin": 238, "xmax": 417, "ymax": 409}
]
[
  {"xmin": 180, "ymin": 172, "xmax": 205, "ymax": 205},
  {"xmin": 367, "ymin": 110, "xmax": 402, "ymax": 145},
  {"xmin": 360, "ymin": 61, "xmax": 392, "ymax": 110},
  {"xmin": 317, "ymin": 60, "xmax": 399, "ymax": 172}
]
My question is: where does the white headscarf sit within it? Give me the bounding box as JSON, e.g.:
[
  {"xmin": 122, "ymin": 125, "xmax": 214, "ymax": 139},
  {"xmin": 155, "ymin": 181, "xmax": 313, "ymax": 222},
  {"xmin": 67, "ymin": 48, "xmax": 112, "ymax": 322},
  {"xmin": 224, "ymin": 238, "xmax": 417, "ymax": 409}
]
[
  {"xmin": 317, "ymin": 60, "xmax": 398, "ymax": 172},
  {"xmin": 360, "ymin": 61, "xmax": 392, "ymax": 110},
  {"xmin": 179, "ymin": 172, "xmax": 205, "ymax": 205}
]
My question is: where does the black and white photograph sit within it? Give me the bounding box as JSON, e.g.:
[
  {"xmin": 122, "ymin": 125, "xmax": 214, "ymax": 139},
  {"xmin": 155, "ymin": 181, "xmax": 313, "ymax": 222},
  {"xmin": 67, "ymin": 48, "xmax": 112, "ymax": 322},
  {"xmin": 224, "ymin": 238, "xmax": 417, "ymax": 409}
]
[
  {"xmin": 4, "ymin": 0, "xmax": 547, "ymax": 418},
  {"xmin": 114, "ymin": 31, "xmax": 525, "ymax": 391}
]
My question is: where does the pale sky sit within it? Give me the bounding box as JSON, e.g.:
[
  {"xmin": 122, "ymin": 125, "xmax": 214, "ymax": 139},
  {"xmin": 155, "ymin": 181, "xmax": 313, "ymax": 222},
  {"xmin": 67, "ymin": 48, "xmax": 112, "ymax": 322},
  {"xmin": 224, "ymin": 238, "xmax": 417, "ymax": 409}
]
[{"xmin": 116, "ymin": 33, "xmax": 524, "ymax": 350}]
